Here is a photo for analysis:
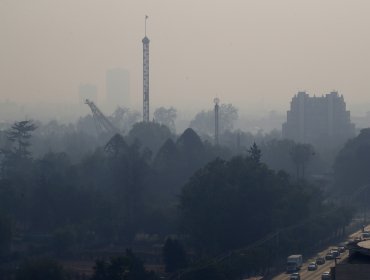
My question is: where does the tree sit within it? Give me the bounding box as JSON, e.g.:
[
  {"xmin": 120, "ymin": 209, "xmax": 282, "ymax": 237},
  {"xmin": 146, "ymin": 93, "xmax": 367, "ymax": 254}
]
[
  {"xmin": 289, "ymin": 143, "xmax": 314, "ymax": 180},
  {"xmin": 52, "ymin": 227, "xmax": 76, "ymax": 256},
  {"xmin": 189, "ymin": 110, "xmax": 213, "ymax": 136},
  {"xmin": 76, "ymin": 115, "xmax": 97, "ymax": 136},
  {"xmin": 248, "ymin": 142, "xmax": 261, "ymax": 163},
  {"xmin": 260, "ymin": 139, "xmax": 297, "ymax": 175},
  {"xmin": 179, "ymin": 156, "xmax": 312, "ymax": 254},
  {"xmin": 219, "ymin": 104, "xmax": 238, "ymax": 132},
  {"xmin": 104, "ymin": 134, "xmax": 128, "ymax": 157},
  {"xmin": 176, "ymin": 128, "xmax": 210, "ymax": 181},
  {"xmin": 154, "ymin": 107, "xmax": 177, "ymax": 132},
  {"xmin": 190, "ymin": 104, "xmax": 238, "ymax": 136},
  {"xmin": 152, "ymin": 139, "xmax": 181, "ymax": 200},
  {"xmin": 110, "ymin": 107, "xmax": 141, "ymax": 133},
  {"xmin": 0, "ymin": 214, "xmax": 11, "ymax": 257},
  {"xmin": 91, "ymin": 249, "xmax": 158, "ymax": 280},
  {"xmin": 334, "ymin": 128, "xmax": 370, "ymax": 196},
  {"xmin": 105, "ymin": 138, "xmax": 152, "ymax": 244},
  {"xmin": 16, "ymin": 259, "xmax": 67, "ymax": 280},
  {"xmin": 153, "ymin": 139, "xmax": 178, "ymax": 171},
  {"xmin": 163, "ymin": 238, "xmax": 187, "ymax": 273},
  {"xmin": 0, "ymin": 120, "xmax": 36, "ymax": 184},
  {"xmin": 127, "ymin": 122, "xmax": 173, "ymax": 155},
  {"xmin": 6, "ymin": 120, "xmax": 37, "ymax": 157}
]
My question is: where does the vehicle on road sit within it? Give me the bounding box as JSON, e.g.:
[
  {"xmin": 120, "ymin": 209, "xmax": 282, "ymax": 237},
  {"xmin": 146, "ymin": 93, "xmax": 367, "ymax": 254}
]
[
  {"xmin": 337, "ymin": 246, "xmax": 345, "ymax": 253},
  {"xmin": 290, "ymin": 272, "xmax": 300, "ymax": 280},
  {"xmin": 325, "ymin": 252, "xmax": 334, "ymax": 260},
  {"xmin": 362, "ymin": 231, "xmax": 370, "ymax": 240},
  {"xmin": 316, "ymin": 257, "xmax": 325, "ymax": 265},
  {"xmin": 286, "ymin": 255, "xmax": 303, "ymax": 273},
  {"xmin": 307, "ymin": 262, "xmax": 317, "ymax": 271},
  {"xmin": 330, "ymin": 249, "xmax": 340, "ymax": 258},
  {"xmin": 321, "ymin": 271, "xmax": 331, "ymax": 280}
]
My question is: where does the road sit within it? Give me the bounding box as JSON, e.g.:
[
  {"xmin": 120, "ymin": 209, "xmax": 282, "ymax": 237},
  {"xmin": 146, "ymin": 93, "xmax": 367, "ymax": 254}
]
[
  {"xmin": 271, "ymin": 225, "xmax": 368, "ymax": 280},
  {"xmin": 272, "ymin": 251, "xmax": 339, "ymax": 280}
]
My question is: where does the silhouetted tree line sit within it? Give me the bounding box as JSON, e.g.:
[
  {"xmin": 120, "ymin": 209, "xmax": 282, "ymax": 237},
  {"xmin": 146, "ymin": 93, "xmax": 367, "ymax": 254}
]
[
  {"xmin": 0, "ymin": 121, "xmax": 227, "ymax": 254},
  {"xmin": 174, "ymin": 153, "xmax": 353, "ymax": 279},
  {"xmin": 0, "ymin": 119, "xmax": 359, "ymax": 280}
]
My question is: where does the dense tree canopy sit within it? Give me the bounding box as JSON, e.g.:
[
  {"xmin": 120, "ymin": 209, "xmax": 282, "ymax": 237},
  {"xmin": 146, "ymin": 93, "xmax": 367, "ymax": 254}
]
[
  {"xmin": 91, "ymin": 250, "xmax": 158, "ymax": 280},
  {"xmin": 16, "ymin": 259, "xmax": 67, "ymax": 280},
  {"xmin": 334, "ymin": 128, "xmax": 370, "ymax": 196},
  {"xmin": 0, "ymin": 119, "xmax": 356, "ymax": 280},
  {"xmin": 180, "ymin": 155, "xmax": 313, "ymax": 254},
  {"xmin": 260, "ymin": 139, "xmax": 324, "ymax": 180},
  {"xmin": 177, "ymin": 151, "xmax": 353, "ymax": 279},
  {"xmin": 6, "ymin": 120, "xmax": 37, "ymax": 157},
  {"xmin": 153, "ymin": 107, "xmax": 177, "ymax": 132},
  {"xmin": 162, "ymin": 238, "xmax": 187, "ymax": 273},
  {"xmin": 110, "ymin": 106, "xmax": 141, "ymax": 134},
  {"xmin": 127, "ymin": 122, "xmax": 174, "ymax": 155}
]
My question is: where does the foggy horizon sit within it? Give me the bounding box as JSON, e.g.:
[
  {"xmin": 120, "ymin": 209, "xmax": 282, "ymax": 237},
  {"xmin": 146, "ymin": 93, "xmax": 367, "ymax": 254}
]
[
  {"xmin": 2, "ymin": 2, "xmax": 370, "ymax": 279},
  {"xmin": 2, "ymin": 0, "xmax": 370, "ymax": 119}
]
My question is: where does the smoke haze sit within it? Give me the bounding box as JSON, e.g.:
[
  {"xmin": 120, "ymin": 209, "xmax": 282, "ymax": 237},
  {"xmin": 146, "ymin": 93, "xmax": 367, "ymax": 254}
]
[{"xmin": 1, "ymin": 0, "xmax": 370, "ymax": 117}]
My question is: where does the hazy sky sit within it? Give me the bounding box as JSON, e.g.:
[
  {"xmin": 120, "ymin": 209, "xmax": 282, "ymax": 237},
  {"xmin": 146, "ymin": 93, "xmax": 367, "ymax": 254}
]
[{"xmin": 1, "ymin": 0, "xmax": 370, "ymax": 116}]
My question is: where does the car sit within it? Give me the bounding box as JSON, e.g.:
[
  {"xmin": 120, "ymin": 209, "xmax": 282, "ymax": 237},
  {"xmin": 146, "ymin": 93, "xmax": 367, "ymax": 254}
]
[
  {"xmin": 337, "ymin": 246, "xmax": 345, "ymax": 253},
  {"xmin": 316, "ymin": 257, "xmax": 326, "ymax": 265},
  {"xmin": 290, "ymin": 272, "xmax": 300, "ymax": 280},
  {"xmin": 362, "ymin": 232, "xmax": 370, "ymax": 240},
  {"xmin": 307, "ymin": 262, "xmax": 317, "ymax": 271},
  {"xmin": 330, "ymin": 249, "xmax": 340, "ymax": 258},
  {"xmin": 325, "ymin": 252, "xmax": 334, "ymax": 260},
  {"xmin": 321, "ymin": 271, "xmax": 331, "ymax": 280}
]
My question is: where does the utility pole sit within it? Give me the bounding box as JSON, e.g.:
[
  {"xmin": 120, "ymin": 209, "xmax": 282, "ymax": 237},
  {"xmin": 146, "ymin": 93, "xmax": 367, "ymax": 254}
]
[
  {"xmin": 236, "ymin": 131, "xmax": 241, "ymax": 152},
  {"xmin": 214, "ymin": 98, "xmax": 220, "ymax": 145}
]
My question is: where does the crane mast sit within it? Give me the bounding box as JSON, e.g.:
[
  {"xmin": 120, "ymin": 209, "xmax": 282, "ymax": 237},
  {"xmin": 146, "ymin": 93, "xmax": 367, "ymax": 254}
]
[
  {"xmin": 85, "ymin": 99, "xmax": 118, "ymax": 135},
  {"xmin": 142, "ymin": 15, "xmax": 150, "ymax": 122}
]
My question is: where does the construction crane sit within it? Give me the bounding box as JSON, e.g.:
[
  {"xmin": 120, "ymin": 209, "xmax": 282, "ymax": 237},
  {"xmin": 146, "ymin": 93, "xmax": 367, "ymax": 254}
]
[
  {"xmin": 142, "ymin": 15, "xmax": 150, "ymax": 122},
  {"xmin": 85, "ymin": 99, "xmax": 119, "ymax": 135}
]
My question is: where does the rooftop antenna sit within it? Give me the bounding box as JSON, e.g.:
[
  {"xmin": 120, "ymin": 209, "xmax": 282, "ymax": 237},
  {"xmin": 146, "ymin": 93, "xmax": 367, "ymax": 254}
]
[{"xmin": 145, "ymin": 15, "xmax": 148, "ymax": 37}]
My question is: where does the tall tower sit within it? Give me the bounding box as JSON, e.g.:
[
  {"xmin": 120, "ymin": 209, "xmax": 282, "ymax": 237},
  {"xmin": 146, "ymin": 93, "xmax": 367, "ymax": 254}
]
[
  {"xmin": 214, "ymin": 98, "xmax": 220, "ymax": 145},
  {"xmin": 142, "ymin": 15, "xmax": 150, "ymax": 122}
]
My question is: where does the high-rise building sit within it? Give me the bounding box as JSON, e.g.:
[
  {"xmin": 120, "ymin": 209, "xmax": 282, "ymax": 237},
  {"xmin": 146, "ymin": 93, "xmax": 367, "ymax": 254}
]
[
  {"xmin": 106, "ymin": 68, "xmax": 130, "ymax": 110},
  {"xmin": 79, "ymin": 84, "xmax": 97, "ymax": 104},
  {"xmin": 282, "ymin": 91, "xmax": 355, "ymax": 146}
]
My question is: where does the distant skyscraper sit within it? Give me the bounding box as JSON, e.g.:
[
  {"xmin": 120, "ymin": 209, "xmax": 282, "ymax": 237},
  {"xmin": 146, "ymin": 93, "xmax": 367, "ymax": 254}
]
[
  {"xmin": 79, "ymin": 84, "xmax": 97, "ymax": 104},
  {"xmin": 106, "ymin": 68, "xmax": 130, "ymax": 109},
  {"xmin": 282, "ymin": 91, "xmax": 355, "ymax": 146}
]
